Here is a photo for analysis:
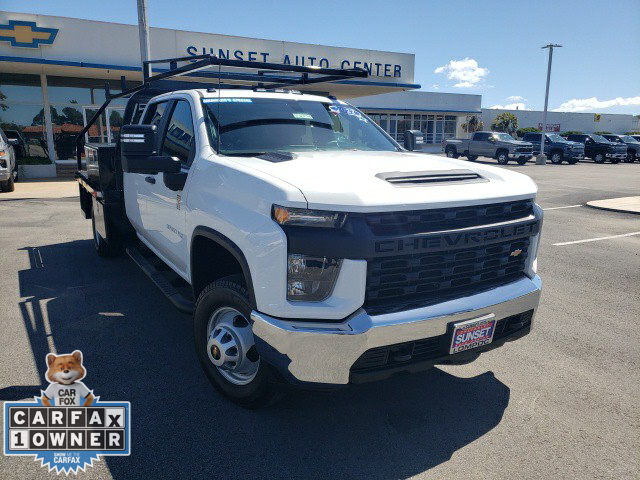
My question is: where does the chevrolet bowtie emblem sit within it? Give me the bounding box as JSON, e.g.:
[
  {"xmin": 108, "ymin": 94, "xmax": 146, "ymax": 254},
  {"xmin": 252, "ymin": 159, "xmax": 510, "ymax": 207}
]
[
  {"xmin": 510, "ymin": 249, "xmax": 523, "ymax": 257},
  {"xmin": 0, "ymin": 20, "xmax": 58, "ymax": 48}
]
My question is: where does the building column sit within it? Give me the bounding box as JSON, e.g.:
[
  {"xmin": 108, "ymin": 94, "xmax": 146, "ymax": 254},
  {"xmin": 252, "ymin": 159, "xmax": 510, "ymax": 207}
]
[{"xmin": 40, "ymin": 73, "xmax": 56, "ymax": 163}]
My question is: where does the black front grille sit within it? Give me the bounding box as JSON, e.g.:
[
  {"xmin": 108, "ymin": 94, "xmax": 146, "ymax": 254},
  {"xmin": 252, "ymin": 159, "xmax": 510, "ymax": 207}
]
[
  {"xmin": 365, "ymin": 237, "xmax": 530, "ymax": 315},
  {"xmin": 362, "ymin": 199, "xmax": 533, "ymax": 236},
  {"xmin": 351, "ymin": 310, "xmax": 534, "ymax": 373},
  {"xmin": 516, "ymin": 147, "xmax": 533, "ymax": 153}
]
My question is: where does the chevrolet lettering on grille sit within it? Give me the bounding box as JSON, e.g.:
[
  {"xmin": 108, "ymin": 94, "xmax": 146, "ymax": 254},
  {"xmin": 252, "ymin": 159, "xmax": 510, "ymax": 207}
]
[{"xmin": 373, "ymin": 221, "xmax": 539, "ymax": 255}]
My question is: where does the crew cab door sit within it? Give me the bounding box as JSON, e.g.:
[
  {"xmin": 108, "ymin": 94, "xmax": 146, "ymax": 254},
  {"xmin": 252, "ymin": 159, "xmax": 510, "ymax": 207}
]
[
  {"xmin": 140, "ymin": 98, "xmax": 195, "ymax": 274},
  {"xmin": 470, "ymin": 132, "xmax": 489, "ymax": 155},
  {"xmin": 124, "ymin": 100, "xmax": 168, "ymax": 235}
]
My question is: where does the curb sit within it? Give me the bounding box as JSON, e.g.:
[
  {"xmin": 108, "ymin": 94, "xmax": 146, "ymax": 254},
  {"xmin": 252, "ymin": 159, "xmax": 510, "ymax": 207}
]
[{"xmin": 586, "ymin": 197, "xmax": 640, "ymax": 215}]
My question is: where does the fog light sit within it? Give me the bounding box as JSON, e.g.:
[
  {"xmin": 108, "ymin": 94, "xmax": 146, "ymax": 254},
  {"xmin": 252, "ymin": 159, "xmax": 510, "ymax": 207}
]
[{"xmin": 287, "ymin": 254, "xmax": 341, "ymax": 301}]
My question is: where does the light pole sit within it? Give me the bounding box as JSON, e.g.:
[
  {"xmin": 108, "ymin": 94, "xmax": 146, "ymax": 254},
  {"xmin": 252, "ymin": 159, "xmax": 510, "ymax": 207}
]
[
  {"xmin": 137, "ymin": 0, "xmax": 151, "ymax": 80},
  {"xmin": 537, "ymin": 43, "xmax": 562, "ymax": 165}
]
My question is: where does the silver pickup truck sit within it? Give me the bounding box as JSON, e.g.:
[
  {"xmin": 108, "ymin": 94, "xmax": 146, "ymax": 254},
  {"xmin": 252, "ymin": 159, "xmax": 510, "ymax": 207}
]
[{"xmin": 444, "ymin": 131, "xmax": 534, "ymax": 165}]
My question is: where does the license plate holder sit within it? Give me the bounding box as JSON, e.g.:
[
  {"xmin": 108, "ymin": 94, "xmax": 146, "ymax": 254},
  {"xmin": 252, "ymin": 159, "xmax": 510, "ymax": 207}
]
[{"xmin": 449, "ymin": 314, "xmax": 497, "ymax": 354}]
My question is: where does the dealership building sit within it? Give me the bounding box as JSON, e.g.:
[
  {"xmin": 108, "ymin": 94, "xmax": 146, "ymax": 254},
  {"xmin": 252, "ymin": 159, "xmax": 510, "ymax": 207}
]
[{"xmin": 0, "ymin": 11, "xmax": 637, "ymax": 175}]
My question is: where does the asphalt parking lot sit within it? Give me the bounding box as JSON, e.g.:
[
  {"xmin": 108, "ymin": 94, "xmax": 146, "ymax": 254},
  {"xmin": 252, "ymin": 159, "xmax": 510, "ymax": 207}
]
[{"xmin": 1, "ymin": 161, "xmax": 638, "ymax": 479}]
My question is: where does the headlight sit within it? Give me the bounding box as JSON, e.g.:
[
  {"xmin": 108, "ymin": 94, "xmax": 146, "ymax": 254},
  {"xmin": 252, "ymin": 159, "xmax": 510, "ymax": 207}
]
[
  {"xmin": 287, "ymin": 254, "xmax": 341, "ymax": 301},
  {"xmin": 273, "ymin": 205, "xmax": 347, "ymax": 228}
]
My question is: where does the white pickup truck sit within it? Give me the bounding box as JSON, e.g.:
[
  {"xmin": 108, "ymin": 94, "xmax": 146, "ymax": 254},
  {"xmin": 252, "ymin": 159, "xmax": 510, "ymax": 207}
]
[{"xmin": 76, "ymin": 56, "xmax": 543, "ymax": 407}]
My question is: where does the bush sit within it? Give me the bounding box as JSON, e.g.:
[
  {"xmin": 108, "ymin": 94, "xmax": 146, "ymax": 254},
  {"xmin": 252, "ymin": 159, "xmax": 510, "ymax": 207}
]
[
  {"xmin": 593, "ymin": 131, "xmax": 612, "ymax": 135},
  {"xmin": 624, "ymin": 131, "xmax": 640, "ymax": 135},
  {"xmin": 560, "ymin": 131, "xmax": 583, "ymax": 137},
  {"xmin": 516, "ymin": 127, "xmax": 539, "ymax": 138}
]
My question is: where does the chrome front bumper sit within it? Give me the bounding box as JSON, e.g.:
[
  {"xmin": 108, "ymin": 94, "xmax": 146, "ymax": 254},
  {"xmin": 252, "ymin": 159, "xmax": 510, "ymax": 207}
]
[
  {"xmin": 509, "ymin": 152, "xmax": 533, "ymax": 158},
  {"xmin": 251, "ymin": 275, "xmax": 542, "ymax": 385},
  {"xmin": 606, "ymin": 153, "xmax": 626, "ymax": 159}
]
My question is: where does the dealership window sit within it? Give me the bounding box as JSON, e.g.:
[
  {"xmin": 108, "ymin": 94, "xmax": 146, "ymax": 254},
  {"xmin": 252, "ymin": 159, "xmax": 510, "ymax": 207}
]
[
  {"xmin": 46, "ymin": 77, "xmax": 134, "ymax": 159},
  {"xmin": 0, "ymin": 73, "xmax": 50, "ymax": 162}
]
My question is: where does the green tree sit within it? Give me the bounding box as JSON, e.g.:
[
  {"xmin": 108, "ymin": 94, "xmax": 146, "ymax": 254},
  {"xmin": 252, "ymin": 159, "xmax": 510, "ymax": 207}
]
[
  {"xmin": 491, "ymin": 112, "xmax": 519, "ymax": 135},
  {"xmin": 62, "ymin": 107, "xmax": 83, "ymax": 125},
  {"xmin": 593, "ymin": 131, "xmax": 612, "ymax": 135}
]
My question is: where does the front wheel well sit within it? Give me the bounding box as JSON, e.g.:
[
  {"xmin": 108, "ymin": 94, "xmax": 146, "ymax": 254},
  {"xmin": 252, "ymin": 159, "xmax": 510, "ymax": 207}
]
[
  {"xmin": 496, "ymin": 148, "xmax": 508, "ymax": 157},
  {"xmin": 190, "ymin": 233, "xmax": 255, "ymax": 307}
]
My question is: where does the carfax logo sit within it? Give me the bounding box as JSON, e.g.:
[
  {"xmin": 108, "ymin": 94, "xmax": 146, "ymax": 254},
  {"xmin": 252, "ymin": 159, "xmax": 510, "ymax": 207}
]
[{"xmin": 3, "ymin": 351, "xmax": 130, "ymax": 475}]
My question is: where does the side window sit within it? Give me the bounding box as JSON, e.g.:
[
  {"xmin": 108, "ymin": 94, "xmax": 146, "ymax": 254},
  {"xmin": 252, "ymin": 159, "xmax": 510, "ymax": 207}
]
[
  {"xmin": 473, "ymin": 132, "xmax": 487, "ymax": 141},
  {"xmin": 162, "ymin": 100, "xmax": 195, "ymax": 165},
  {"xmin": 143, "ymin": 101, "xmax": 168, "ymax": 128}
]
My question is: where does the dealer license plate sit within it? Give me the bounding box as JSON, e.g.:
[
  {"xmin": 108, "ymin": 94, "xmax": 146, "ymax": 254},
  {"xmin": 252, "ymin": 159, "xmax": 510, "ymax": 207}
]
[{"xmin": 449, "ymin": 314, "xmax": 497, "ymax": 354}]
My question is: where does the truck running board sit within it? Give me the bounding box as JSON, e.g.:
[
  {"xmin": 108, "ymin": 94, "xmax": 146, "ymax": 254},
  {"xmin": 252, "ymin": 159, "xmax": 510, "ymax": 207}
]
[{"xmin": 125, "ymin": 245, "xmax": 194, "ymax": 314}]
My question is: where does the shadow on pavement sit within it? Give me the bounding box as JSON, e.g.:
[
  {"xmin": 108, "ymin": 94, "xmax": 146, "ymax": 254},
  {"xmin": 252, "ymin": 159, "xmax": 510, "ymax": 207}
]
[{"xmin": 13, "ymin": 239, "xmax": 511, "ymax": 479}]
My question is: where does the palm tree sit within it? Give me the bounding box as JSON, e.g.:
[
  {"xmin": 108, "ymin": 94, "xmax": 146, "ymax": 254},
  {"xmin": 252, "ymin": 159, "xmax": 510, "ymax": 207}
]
[{"xmin": 461, "ymin": 115, "xmax": 484, "ymax": 137}]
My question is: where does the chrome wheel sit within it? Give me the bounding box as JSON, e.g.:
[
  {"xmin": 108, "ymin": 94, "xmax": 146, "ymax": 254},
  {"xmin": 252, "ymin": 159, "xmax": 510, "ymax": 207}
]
[{"xmin": 206, "ymin": 307, "xmax": 259, "ymax": 385}]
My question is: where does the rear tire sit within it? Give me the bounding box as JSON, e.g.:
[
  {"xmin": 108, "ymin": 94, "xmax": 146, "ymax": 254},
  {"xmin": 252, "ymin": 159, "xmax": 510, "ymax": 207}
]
[
  {"xmin": 550, "ymin": 151, "xmax": 563, "ymax": 164},
  {"xmin": 445, "ymin": 146, "xmax": 459, "ymax": 159},
  {"xmin": 194, "ymin": 277, "xmax": 275, "ymax": 409},
  {"xmin": 496, "ymin": 151, "xmax": 509, "ymax": 165},
  {"xmin": 92, "ymin": 213, "xmax": 114, "ymax": 258},
  {"xmin": 467, "ymin": 154, "xmax": 478, "ymax": 161},
  {"xmin": 593, "ymin": 152, "xmax": 605, "ymax": 163}
]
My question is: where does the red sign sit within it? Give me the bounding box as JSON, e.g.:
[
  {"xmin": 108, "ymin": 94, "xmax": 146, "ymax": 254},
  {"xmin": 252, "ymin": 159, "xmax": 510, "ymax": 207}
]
[{"xmin": 538, "ymin": 123, "xmax": 560, "ymax": 132}]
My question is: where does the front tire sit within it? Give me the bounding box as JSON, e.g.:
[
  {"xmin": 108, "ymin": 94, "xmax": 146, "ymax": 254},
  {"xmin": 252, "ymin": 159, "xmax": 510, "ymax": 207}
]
[
  {"xmin": 2, "ymin": 174, "xmax": 15, "ymax": 192},
  {"xmin": 625, "ymin": 151, "xmax": 635, "ymax": 163},
  {"xmin": 496, "ymin": 151, "xmax": 509, "ymax": 165},
  {"xmin": 550, "ymin": 151, "xmax": 563, "ymax": 164},
  {"xmin": 194, "ymin": 277, "xmax": 274, "ymax": 408},
  {"xmin": 593, "ymin": 152, "xmax": 606, "ymax": 163}
]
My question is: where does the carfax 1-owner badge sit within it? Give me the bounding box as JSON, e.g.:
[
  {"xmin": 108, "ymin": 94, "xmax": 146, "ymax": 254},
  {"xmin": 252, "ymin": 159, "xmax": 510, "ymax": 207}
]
[{"xmin": 3, "ymin": 351, "xmax": 130, "ymax": 475}]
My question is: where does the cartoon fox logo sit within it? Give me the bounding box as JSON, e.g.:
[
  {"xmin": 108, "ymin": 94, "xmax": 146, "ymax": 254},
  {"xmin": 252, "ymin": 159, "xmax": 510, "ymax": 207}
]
[{"xmin": 42, "ymin": 351, "xmax": 94, "ymax": 407}]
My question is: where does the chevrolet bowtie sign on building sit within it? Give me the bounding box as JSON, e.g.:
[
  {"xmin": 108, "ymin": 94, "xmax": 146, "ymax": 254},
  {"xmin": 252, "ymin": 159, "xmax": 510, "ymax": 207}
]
[{"xmin": 0, "ymin": 20, "xmax": 58, "ymax": 48}]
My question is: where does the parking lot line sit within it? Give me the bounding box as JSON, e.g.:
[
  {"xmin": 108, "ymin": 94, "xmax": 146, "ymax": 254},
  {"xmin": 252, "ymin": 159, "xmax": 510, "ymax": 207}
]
[
  {"xmin": 543, "ymin": 205, "xmax": 583, "ymax": 211},
  {"xmin": 553, "ymin": 231, "xmax": 640, "ymax": 246}
]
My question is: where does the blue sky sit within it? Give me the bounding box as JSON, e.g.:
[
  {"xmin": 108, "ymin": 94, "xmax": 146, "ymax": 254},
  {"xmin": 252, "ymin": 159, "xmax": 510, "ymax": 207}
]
[{"xmin": 10, "ymin": 0, "xmax": 640, "ymax": 114}]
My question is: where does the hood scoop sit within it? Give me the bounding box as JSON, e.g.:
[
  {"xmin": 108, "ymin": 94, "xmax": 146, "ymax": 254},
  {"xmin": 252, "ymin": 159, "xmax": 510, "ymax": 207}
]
[{"xmin": 376, "ymin": 169, "xmax": 488, "ymax": 187}]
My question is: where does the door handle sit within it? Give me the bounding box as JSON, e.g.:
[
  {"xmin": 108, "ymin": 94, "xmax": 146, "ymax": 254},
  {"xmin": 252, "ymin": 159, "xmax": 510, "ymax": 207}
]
[{"xmin": 145, "ymin": 176, "xmax": 156, "ymax": 184}]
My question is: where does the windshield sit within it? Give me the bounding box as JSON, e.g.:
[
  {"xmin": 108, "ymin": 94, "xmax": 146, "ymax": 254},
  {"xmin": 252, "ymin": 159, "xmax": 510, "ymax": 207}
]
[
  {"xmin": 202, "ymin": 97, "xmax": 398, "ymax": 155},
  {"xmin": 547, "ymin": 134, "xmax": 565, "ymax": 142},
  {"xmin": 590, "ymin": 134, "xmax": 609, "ymax": 143},
  {"xmin": 621, "ymin": 135, "xmax": 639, "ymax": 143},
  {"xmin": 493, "ymin": 133, "xmax": 515, "ymax": 141}
]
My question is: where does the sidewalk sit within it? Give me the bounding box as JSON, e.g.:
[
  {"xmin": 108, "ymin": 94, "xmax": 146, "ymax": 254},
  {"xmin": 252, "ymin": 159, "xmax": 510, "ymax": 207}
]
[
  {"xmin": 586, "ymin": 196, "xmax": 640, "ymax": 215},
  {"xmin": 0, "ymin": 178, "xmax": 78, "ymax": 201}
]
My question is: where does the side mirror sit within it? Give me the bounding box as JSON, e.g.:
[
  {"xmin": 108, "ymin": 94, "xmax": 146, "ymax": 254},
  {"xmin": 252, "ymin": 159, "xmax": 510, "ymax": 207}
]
[
  {"xmin": 124, "ymin": 154, "xmax": 181, "ymax": 175},
  {"xmin": 489, "ymin": 137, "xmax": 496, "ymax": 143},
  {"xmin": 122, "ymin": 124, "xmax": 159, "ymax": 174},
  {"xmin": 7, "ymin": 138, "xmax": 20, "ymax": 146}
]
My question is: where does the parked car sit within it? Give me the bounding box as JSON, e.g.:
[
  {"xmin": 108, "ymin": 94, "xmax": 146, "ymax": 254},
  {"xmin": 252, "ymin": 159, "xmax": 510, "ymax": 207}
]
[
  {"xmin": 0, "ymin": 127, "xmax": 18, "ymax": 192},
  {"xmin": 566, "ymin": 133, "xmax": 627, "ymax": 163},
  {"xmin": 75, "ymin": 56, "xmax": 543, "ymax": 407},
  {"xmin": 4, "ymin": 129, "xmax": 28, "ymax": 158},
  {"xmin": 521, "ymin": 132, "xmax": 584, "ymax": 164},
  {"xmin": 631, "ymin": 135, "xmax": 640, "ymax": 142},
  {"xmin": 444, "ymin": 131, "xmax": 534, "ymax": 165},
  {"xmin": 601, "ymin": 134, "xmax": 640, "ymax": 163}
]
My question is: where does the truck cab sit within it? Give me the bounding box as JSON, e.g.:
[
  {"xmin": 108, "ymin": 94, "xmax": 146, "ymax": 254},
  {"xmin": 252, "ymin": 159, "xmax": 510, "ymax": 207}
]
[
  {"xmin": 522, "ymin": 132, "xmax": 584, "ymax": 164},
  {"xmin": 75, "ymin": 56, "xmax": 543, "ymax": 407},
  {"xmin": 444, "ymin": 131, "xmax": 534, "ymax": 165},
  {"xmin": 566, "ymin": 133, "xmax": 626, "ymax": 163},
  {"xmin": 601, "ymin": 134, "xmax": 639, "ymax": 163}
]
